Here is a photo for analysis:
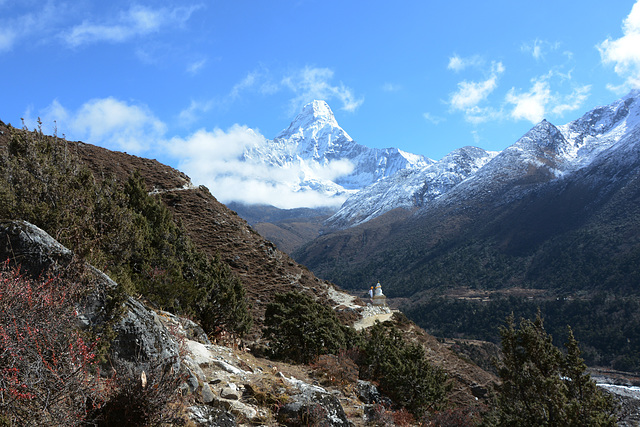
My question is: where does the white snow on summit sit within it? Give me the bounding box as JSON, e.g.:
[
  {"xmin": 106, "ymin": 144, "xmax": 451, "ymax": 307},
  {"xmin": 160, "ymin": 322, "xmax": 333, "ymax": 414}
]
[
  {"xmin": 241, "ymin": 100, "xmax": 431, "ymax": 207},
  {"xmin": 407, "ymin": 90, "xmax": 640, "ymax": 215},
  {"xmin": 557, "ymin": 90, "xmax": 640, "ymax": 170}
]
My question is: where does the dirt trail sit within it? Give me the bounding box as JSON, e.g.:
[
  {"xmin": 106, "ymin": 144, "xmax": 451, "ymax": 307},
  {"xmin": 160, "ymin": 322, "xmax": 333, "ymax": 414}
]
[{"xmin": 353, "ymin": 311, "xmax": 395, "ymax": 330}]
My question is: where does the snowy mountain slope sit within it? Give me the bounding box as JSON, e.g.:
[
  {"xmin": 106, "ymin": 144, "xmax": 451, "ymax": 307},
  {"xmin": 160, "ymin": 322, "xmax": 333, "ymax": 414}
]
[
  {"xmin": 413, "ymin": 90, "xmax": 640, "ymax": 214},
  {"xmin": 557, "ymin": 93, "xmax": 639, "ymax": 169},
  {"xmin": 322, "ymin": 92, "xmax": 640, "ymax": 230},
  {"xmin": 325, "ymin": 146, "xmax": 497, "ymax": 229},
  {"xmin": 242, "ymin": 100, "xmax": 432, "ymax": 204}
]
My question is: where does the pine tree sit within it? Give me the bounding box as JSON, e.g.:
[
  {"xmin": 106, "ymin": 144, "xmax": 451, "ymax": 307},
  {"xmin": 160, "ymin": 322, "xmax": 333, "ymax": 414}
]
[
  {"xmin": 494, "ymin": 313, "xmax": 617, "ymax": 426},
  {"xmin": 562, "ymin": 328, "xmax": 618, "ymax": 426},
  {"xmin": 263, "ymin": 291, "xmax": 355, "ymax": 363},
  {"xmin": 360, "ymin": 321, "xmax": 451, "ymax": 417}
]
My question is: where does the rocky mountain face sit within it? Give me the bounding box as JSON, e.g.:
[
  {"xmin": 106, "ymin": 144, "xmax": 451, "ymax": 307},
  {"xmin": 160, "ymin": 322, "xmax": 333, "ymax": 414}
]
[{"xmin": 325, "ymin": 146, "xmax": 497, "ymax": 229}]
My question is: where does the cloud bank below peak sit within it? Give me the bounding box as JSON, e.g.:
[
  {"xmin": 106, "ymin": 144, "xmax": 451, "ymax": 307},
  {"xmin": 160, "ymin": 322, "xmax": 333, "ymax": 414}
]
[
  {"xmin": 27, "ymin": 96, "xmax": 354, "ymax": 209},
  {"xmin": 167, "ymin": 125, "xmax": 353, "ymax": 209}
]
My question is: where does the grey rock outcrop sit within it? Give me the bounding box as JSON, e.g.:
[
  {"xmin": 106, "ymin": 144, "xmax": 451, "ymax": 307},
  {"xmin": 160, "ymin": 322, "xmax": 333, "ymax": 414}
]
[
  {"xmin": 357, "ymin": 380, "xmax": 382, "ymax": 404},
  {"xmin": 0, "ymin": 220, "xmax": 73, "ymax": 276},
  {"xmin": 110, "ymin": 297, "xmax": 180, "ymax": 368},
  {"xmin": 277, "ymin": 374, "xmax": 351, "ymax": 426},
  {"xmin": 0, "ymin": 220, "xmax": 180, "ymax": 372}
]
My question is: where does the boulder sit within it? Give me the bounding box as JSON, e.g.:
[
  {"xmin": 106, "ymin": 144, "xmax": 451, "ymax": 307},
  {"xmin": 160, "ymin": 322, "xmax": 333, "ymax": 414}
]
[
  {"xmin": 277, "ymin": 374, "xmax": 351, "ymax": 426},
  {"xmin": 110, "ymin": 296, "xmax": 180, "ymax": 371},
  {"xmin": 357, "ymin": 380, "xmax": 391, "ymax": 406},
  {"xmin": 357, "ymin": 380, "xmax": 381, "ymax": 404},
  {"xmin": 0, "ymin": 220, "xmax": 181, "ymax": 374},
  {"xmin": 189, "ymin": 405, "xmax": 236, "ymax": 426},
  {"xmin": 221, "ymin": 384, "xmax": 241, "ymax": 400},
  {"xmin": 277, "ymin": 390, "xmax": 351, "ymax": 426},
  {"xmin": 0, "ymin": 220, "xmax": 73, "ymax": 276},
  {"xmin": 201, "ymin": 382, "xmax": 215, "ymax": 404}
]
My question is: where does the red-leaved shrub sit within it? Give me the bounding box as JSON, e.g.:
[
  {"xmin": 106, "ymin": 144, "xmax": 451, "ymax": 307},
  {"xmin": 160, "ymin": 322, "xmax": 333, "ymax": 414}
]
[{"xmin": 0, "ymin": 261, "xmax": 106, "ymax": 425}]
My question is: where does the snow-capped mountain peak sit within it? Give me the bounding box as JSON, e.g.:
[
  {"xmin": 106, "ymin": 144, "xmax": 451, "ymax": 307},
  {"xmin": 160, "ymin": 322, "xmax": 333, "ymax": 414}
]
[
  {"xmin": 290, "ymin": 99, "xmax": 339, "ymax": 129},
  {"xmin": 557, "ymin": 90, "xmax": 640, "ymax": 168},
  {"xmin": 241, "ymin": 100, "xmax": 430, "ymax": 208},
  {"xmin": 275, "ymin": 100, "xmax": 352, "ymax": 150},
  {"xmin": 325, "ymin": 145, "xmax": 497, "ymax": 228},
  {"xmin": 408, "ymin": 90, "xmax": 640, "ymax": 215}
]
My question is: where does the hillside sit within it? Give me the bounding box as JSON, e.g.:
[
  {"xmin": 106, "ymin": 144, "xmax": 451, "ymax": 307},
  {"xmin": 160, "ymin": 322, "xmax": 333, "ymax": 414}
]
[
  {"xmin": 0, "ymin": 119, "xmax": 502, "ymax": 424},
  {"xmin": 227, "ymin": 202, "xmax": 334, "ymax": 254},
  {"xmin": 51, "ymin": 131, "xmax": 335, "ymax": 338}
]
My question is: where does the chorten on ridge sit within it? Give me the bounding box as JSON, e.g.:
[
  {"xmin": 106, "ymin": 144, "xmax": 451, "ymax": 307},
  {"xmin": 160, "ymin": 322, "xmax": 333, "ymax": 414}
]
[{"xmin": 371, "ymin": 281, "xmax": 387, "ymax": 307}]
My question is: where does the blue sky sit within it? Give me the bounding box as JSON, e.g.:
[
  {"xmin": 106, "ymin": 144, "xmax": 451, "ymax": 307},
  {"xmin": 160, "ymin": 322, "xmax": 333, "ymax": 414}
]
[{"xmin": 2, "ymin": 1, "xmax": 640, "ymax": 206}]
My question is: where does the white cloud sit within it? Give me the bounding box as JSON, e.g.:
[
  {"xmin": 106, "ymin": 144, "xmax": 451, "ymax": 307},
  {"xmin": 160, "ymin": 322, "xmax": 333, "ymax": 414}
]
[
  {"xmin": 186, "ymin": 58, "xmax": 207, "ymax": 75},
  {"xmin": 167, "ymin": 125, "xmax": 351, "ymax": 208},
  {"xmin": 281, "ymin": 66, "xmax": 364, "ymax": 114},
  {"xmin": 448, "ymin": 61, "xmax": 505, "ymax": 122},
  {"xmin": 522, "ymin": 39, "xmax": 544, "ymax": 60},
  {"xmin": 230, "ymin": 71, "xmax": 261, "ymax": 99},
  {"xmin": 551, "ymin": 85, "xmax": 591, "ymax": 115},
  {"xmin": 506, "ymin": 80, "xmax": 551, "ymax": 123},
  {"xmin": 168, "ymin": 125, "xmax": 260, "ymax": 161},
  {"xmin": 598, "ymin": 0, "xmax": 640, "ymax": 90},
  {"xmin": 447, "ymin": 54, "xmax": 483, "ymax": 72},
  {"xmin": 0, "ymin": 28, "xmax": 16, "ymax": 52},
  {"xmin": 178, "ymin": 99, "xmax": 214, "ymax": 126},
  {"xmin": 382, "ymin": 83, "xmax": 402, "ymax": 92},
  {"xmin": 506, "ymin": 77, "xmax": 591, "ymax": 123},
  {"xmin": 0, "ymin": 2, "xmax": 62, "ymax": 53},
  {"xmin": 423, "ymin": 112, "xmax": 444, "ymax": 125},
  {"xmin": 520, "ymin": 39, "xmax": 561, "ymax": 61},
  {"xmin": 64, "ymin": 5, "xmax": 200, "ymax": 47},
  {"xmin": 450, "ymin": 78, "xmax": 499, "ymax": 111},
  {"xmin": 177, "ymin": 65, "xmax": 363, "ymax": 129},
  {"xmin": 214, "ymin": 66, "xmax": 363, "ymax": 116},
  {"xmin": 34, "ymin": 98, "xmax": 167, "ymax": 154},
  {"xmin": 464, "ymin": 106, "xmax": 503, "ymax": 125},
  {"xmin": 471, "ymin": 130, "xmax": 481, "ymax": 144}
]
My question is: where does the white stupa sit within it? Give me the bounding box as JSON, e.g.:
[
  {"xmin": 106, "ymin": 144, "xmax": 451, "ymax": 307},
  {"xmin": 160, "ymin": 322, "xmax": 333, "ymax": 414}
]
[{"xmin": 371, "ymin": 281, "xmax": 387, "ymax": 306}]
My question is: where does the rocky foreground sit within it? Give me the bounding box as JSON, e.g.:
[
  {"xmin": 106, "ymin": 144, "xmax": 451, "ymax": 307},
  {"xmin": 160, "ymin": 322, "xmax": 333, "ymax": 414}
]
[{"xmin": 0, "ymin": 219, "xmax": 497, "ymax": 425}]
